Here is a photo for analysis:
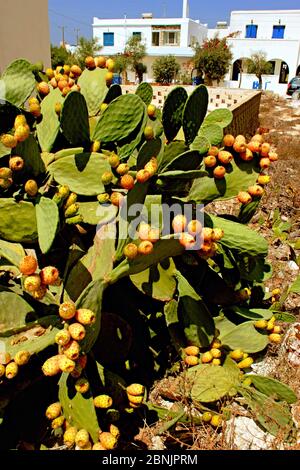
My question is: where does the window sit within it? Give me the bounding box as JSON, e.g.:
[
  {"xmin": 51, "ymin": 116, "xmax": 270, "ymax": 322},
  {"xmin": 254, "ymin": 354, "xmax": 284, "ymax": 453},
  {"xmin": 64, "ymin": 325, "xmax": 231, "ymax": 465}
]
[
  {"xmin": 152, "ymin": 31, "xmax": 159, "ymax": 46},
  {"xmin": 268, "ymin": 61, "xmax": 276, "ymax": 75},
  {"xmin": 272, "ymin": 25, "xmax": 285, "ymax": 39},
  {"xmin": 162, "ymin": 31, "xmax": 180, "ymax": 46},
  {"xmin": 245, "ymin": 25, "xmax": 257, "ymax": 38},
  {"xmin": 103, "ymin": 32, "xmax": 114, "ymax": 46},
  {"xmin": 133, "ymin": 32, "xmax": 141, "ymax": 40}
]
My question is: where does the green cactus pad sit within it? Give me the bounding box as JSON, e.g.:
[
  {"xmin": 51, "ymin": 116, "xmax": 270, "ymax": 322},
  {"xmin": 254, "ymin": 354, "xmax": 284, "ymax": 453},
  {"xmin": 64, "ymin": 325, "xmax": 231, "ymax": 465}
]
[
  {"xmin": 245, "ymin": 375, "xmax": 297, "ymax": 404},
  {"xmin": 0, "ymin": 292, "xmax": 34, "ymax": 332},
  {"xmin": 59, "ymin": 372, "xmax": 100, "ymax": 444},
  {"xmin": 161, "ymin": 150, "xmax": 203, "ymax": 172},
  {"xmin": 0, "ymin": 59, "xmax": 35, "ymax": 106},
  {"xmin": 60, "ymin": 91, "xmax": 90, "ymax": 146},
  {"xmin": 15, "ymin": 135, "xmax": 45, "ymax": 177},
  {"xmin": 203, "ymin": 108, "xmax": 233, "ymax": 128},
  {"xmin": 117, "ymin": 106, "xmax": 148, "ymax": 160},
  {"xmin": 0, "ymin": 100, "xmax": 21, "ymax": 134},
  {"xmin": 158, "ymin": 141, "xmax": 189, "ymax": 170},
  {"xmin": 36, "ymin": 88, "xmax": 65, "ymax": 152},
  {"xmin": 0, "ymin": 199, "xmax": 37, "ymax": 243},
  {"xmin": 198, "ymin": 123, "xmax": 223, "ymax": 146},
  {"xmin": 48, "ymin": 152, "xmax": 111, "ymax": 196},
  {"xmin": 93, "ymin": 94, "xmax": 146, "ymax": 143},
  {"xmin": 219, "ymin": 321, "xmax": 268, "ymax": 353},
  {"xmin": 36, "ymin": 197, "xmax": 59, "ymax": 254},
  {"xmin": 182, "ymin": 85, "xmax": 209, "ymax": 145},
  {"xmin": 0, "ymin": 240, "xmax": 25, "ymax": 266},
  {"xmin": 189, "ymin": 134, "xmax": 210, "ymax": 154},
  {"xmin": 162, "ymin": 87, "xmax": 188, "ymax": 142},
  {"xmin": 77, "ymin": 201, "xmax": 117, "ymax": 226},
  {"xmin": 54, "ymin": 147, "xmax": 84, "ymax": 161},
  {"xmin": 187, "ymin": 157, "xmax": 261, "ymax": 204},
  {"xmin": 137, "ymin": 138, "xmax": 162, "ymax": 170},
  {"xmin": 135, "ymin": 82, "xmax": 153, "ymax": 106},
  {"xmin": 189, "ymin": 364, "xmax": 238, "ymax": 402},
  {"xmin": 104, "ymin": 84, "xmax": 122, "ymax": 104},
  {"xmin": 78, "ymin": 68, "xmax": 109, "ymax": 116},
  {"xmin": 176, "ymin": 272, "xmax": 215, "ymax": 348},
  {"xmin": 130, "ymin": 259, "xmax": 177, "ymax": 301}
]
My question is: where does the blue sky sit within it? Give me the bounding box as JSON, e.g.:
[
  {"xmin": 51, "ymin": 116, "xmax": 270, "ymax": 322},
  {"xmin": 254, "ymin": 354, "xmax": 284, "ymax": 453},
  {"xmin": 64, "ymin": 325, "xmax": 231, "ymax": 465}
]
[{"xmin": 49, "ymin": 0, "xmax": 300, "ymax": 45}]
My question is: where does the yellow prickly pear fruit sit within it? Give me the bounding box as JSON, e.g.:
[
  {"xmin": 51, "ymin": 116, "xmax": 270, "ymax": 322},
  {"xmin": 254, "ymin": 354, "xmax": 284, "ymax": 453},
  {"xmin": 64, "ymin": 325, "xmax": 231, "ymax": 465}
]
[
  {"xmin": 211, "ymin": 348, "xmax": 222, "ymax": 359},
  {"xmin": 5, "ymin": 361, "xmax": 18, "ymax": 379},
  {"xmin": 266, "ymin": 316, "xmax": 276, "ymax": 331},
  {"xmin": 272, "ymin": 325, "xmax": 281, "ymax": 334},
  {"xmin": 75, "ymin": 308, "xmax": 96, "ymax": 325},
  {"xmin": 59, "ymin": 302, "xmax": 76, "ymax": 320},
  {"xmin": 201, "ymin": 351, "xmax": 213, "ymax": 364},
  {"xmin": 109, "ymin": 424, "xmax": 120, "ymax": 438},
  {"xmin": 55, "ymin": 329, "xmax": 71, "ymax": 346},
  {"xmin": 42, "ymin": 355, "xmax": 61, "ymax": 376},
  {"xmin": 0, "ymin": 365, "xmax": 6, "ymax": 377},
  {"xmin": 184, "ymin": 346, "xmax": 200, "ymax": 356},
  {"xmin": 147, "ymin": 104, "xmax": 156, "ymax": 117},
  {"xmin": 126, "ymin": 383, "xmax": 145, "ymax": 397},
  {"xmin": 210, "ymin": 415, "xmax": 222, "ymax": 427},
  {"xmin": 29, "ymin": 102, "xmax": 42, "ymax": 118},
  {"xmin": 14, "ymin": 115, "xmax": 27, "ymax": 128},
  {"xmin": 123, "ymin": 243, "xmax": 138, "ymax": 260},
  {"xmin": 211, "ymin": 339, "xmax": 222, "ymax": 349},
  {"xmin": 202, "ymin": 412, "xmax": 213, "ymax": 423},
  {"xmin": 69, "ymin": 323, "xmax": 86, "ymax": 341},
  {"xmin": 75, "ymin": 378, "xmax": 90, "ymax": 394},
  {"xmin": 94, "ymin": 395, "xmax": 113, "ymax": 409},
  {"xmin": 51, "ymin": 415, "xmax": 65, "ymax": 429},
  {"xmin": 230, "ymin": 349, "xmax": 244, "ymax": 361},
  {"xmin": 32, "ymin": 285, "xmax": 47, "ymax": 300},
  {"xmin": 62, "ymin": 340, "xmax": 80, "ymax": 361},
  {"xmin": 242, "ymin": 353, "xmax": 249, "ymax": 359},
  {"xmin": 144, "ymin": 126, "xmax": 154, "ymax": 140},
  {"xmin": 91, "ymin": 140, "xmax": 101, "ymax": 152},
  {"xmin": 46, "ymin": 402, "xmax": 62, "ymax": 420},
  {"xmin": 127, "ymin": 394, "xmax": 144, "ymax": 405},
  {"xmin": 65, "ymin": 192, "xmax": 77, "ymax": 209},
  {"xmin": 75, "ymin": 429, "xmax": 90, "ymax": 448},
  {"xmin": 212, "ymin": 358, "xmax": 221, "ymax": 366},
  {"xmin": 14, "ymin": 124, "xmax": 30, "ymax": 142},
  {"xmin": 14, "ymin": 350, "xmax": 30, "ymax": 366},
  {"xmin": 24, "ymin": 273, "xmax": 42, "ymax": 292},
  {"xmin": 184, "ymin": 355, "xmax": 199, "ymax": 366},
  {"xmin": 0, "ymin": 352, "xmax": 11, "ymax": 365},
  {"xmin": 243, "ymin": 377, "xmax": 252, "ymax": 387},
  {"xmin": 92, "ymin": 443, "xmax": 106, "ymax": 450},
  {"xmin": 1, "ymin": 134, "xmax": 18, "ymax": 148},
  {"xmin": 63, "ymin": 426, "xmax": 77, "ymax": 447},
  {"xmin": 24, "ymin": 179, "xmax": 38, "ymax": 197},
  {"xmin": 58, "ymin": 355, "xmax": 76, "ymax": 373},
  {"xmin": 237, "ymin": 357, "xmax": 254, "ymax": 369},
  {"xmin": 99, "ymin": 432, "xmax": 117, "ymax": 450},
  {"xmin": 254, "ymin": 319, "xmax": 268, "ymax": 329},
  {"xmin": 106, "ymin": 58, "xmax": 115, "ymax": 72},
  {"xmin": 268, "ymin": 333, "xmax": 282, "ymax": 344}
]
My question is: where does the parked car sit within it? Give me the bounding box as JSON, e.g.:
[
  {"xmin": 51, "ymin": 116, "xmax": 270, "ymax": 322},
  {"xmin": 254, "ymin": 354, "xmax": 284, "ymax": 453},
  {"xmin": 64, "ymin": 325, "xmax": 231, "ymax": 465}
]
[{"xmin": 286, "ymin": 76, "xmax": 300, "ymax": 96}]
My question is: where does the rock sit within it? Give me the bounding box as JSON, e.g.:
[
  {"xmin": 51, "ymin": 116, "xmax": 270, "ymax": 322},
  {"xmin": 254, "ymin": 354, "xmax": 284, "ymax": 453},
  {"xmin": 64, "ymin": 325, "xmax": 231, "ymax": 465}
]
[
  {"xmin": 281, "ymin": 323, "xmax": 300, "ymax": 366},
  {"xmin": 287, "ymin": 261, "xmax": 299, "ymax": 271},
  {"xmin": 225, "ymin": 416, "xmax": 275, "ymax": 450}
]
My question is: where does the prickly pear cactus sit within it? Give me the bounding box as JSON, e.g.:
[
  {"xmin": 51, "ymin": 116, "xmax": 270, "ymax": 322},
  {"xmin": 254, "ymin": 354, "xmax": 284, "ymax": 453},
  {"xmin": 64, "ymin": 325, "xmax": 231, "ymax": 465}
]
[
  {"xmin": 135, "ymin": 82, "xmax": 153, "ymax": 106},
  {"xmin": 0, "ymin": 59, "xmax": 36, "ymax": 106},
  {"xmin": 182, "ymin": 85, "xmax": 208, "ymax": 145},
  {"xmin": 78, "ymin": 68, "xmax": 109, "ymax": 116},
  {"xmin": 162, "ymin": 87, "xmax": 188, "ymax": 142}
]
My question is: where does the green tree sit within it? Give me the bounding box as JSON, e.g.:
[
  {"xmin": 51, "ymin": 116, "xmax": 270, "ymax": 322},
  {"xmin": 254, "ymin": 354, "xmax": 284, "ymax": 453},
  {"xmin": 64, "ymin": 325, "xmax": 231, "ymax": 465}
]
[
  {"xmin": 124, "ymin": 36, "xmax": 147, "ymax": 83},
  {"xmin": 152, "ymin": 56, "xmax": 180, "ymax": 84},
  {"xmin": 113, "ymin": 54, "xmax": 130, "ymax": 83},
  {"xmin": 51, "ymin": 45, "xmax": 73, "ymax": 68},
  {"xmin": 74, "ymin": 37, "xmax": 102, "ymax": 69},
  {"xmin": 246, "ymin": 51, "xmax": 273, "ymax": 90},
  {"xmin": 193, "ymin": 35, "xmax": 233, "ymax": 86}
]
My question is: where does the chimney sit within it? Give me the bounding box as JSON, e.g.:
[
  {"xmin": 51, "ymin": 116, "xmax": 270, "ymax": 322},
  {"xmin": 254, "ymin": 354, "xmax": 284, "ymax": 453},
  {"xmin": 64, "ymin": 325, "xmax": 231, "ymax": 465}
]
[{"xmin": 182, "ymin": 0, "xmax": 189, "ymax": 18}]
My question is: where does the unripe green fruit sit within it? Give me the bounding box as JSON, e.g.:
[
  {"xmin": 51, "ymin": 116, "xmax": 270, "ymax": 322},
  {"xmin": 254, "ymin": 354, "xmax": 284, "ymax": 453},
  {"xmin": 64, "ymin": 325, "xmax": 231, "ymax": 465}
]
[
  {"xmin": 65, "ymin": 215, "xmax": 83, "ymax": 225},
  {"xmin": 144, "ymin": 126, "xmax": 154, "ymax": 140},
  {"xmin": 65, "ymin": 193, "xmax": 78, "ymax": 208},
  {"xmin": 97, "ymin": 193, "xmax": 110, "ymax": 204},
  {"xmin": 101, "ymin": 171, "xmax": 114, "ymax": 185},
  {"xmin": 58, "ymin": 185, "xmax": 70, "ymax": 200}
]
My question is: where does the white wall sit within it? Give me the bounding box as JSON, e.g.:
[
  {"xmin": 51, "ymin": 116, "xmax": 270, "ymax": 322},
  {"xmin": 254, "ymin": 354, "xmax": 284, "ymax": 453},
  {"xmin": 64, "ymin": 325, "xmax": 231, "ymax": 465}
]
[{"xmin": 207, "ymin": 28, "xmax": 230, "ymax": 40}]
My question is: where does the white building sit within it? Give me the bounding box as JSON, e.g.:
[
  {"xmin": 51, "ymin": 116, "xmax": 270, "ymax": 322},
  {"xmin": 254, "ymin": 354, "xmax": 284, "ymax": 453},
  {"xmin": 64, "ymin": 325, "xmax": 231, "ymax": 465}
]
[
  {"xmin": 92, "ymin": 0, "xmax": 207, "ymax": 82},
  {"xmin": 210, "ymin": 10, "xmax": 300, "ymax": 94}
]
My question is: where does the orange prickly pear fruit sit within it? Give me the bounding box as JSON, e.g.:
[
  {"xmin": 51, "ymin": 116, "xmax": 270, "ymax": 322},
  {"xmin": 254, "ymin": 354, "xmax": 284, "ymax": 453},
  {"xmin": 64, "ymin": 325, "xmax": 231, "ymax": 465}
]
[
  {"xmin": 223, "ymin": 134, "xmax": 235, "ymax": 147},
  {"xmin": 19, "ymin": 255, "xmax": 38, "ymax": 275},
  {"xmin": 75, "ymin": 309, "xmax": 96, "ymax": 326},
  {"xmin": 208, "ymin": 146, "xmax": 219, "ymax": 157},
  {"xmin": 184, "ymin": 355, "xmax": 199, "ymax": 366},
  {"xmin": 172, "ymin": 214, "xmax": 187, "ymax": 233},
  {"xmin": 40, "ymin": 266, "xmax": 59, "ymax": 285},
  {"xmin": 69, "ymin": 323, "xmax": 86, "ymax": 341},
  {"xmin": 14, "ymin": 350, "xmax": 31, "ymax": 366},
  {"xmin": 204, "ymin": 155, "xmax": 217, "ymax": 168},
  {"xmin": 138, "ymin": 240, "xmax": 154, "ymax": 256},
  {"xmin": 213, "ymin": 166, "xmax": 226, "ymax": 179},
  {"xmin": 123, "ymin": 243, "xmax": 138, "ymax": 260},
  {"xmin": 59, "ymin": 302, "xmax": 76, "ymax": 320},
  {"xmin": 184, "ymin": 346, "xmax": 200, "ymax": 356}
]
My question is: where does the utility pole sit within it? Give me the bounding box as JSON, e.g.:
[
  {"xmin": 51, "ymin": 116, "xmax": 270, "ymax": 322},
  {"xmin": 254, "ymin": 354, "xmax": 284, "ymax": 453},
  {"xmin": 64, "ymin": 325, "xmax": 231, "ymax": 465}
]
[
  {"xmin": 74, "ymin": 28, "xmax": 80, "ymax": 46},
  {"xmin": 58, "ymin": 26, "xmax": 66, "ymax": 48},
  {"xmin": 163, "ymin": 3, "xmax": 167, "ymax": 18}
]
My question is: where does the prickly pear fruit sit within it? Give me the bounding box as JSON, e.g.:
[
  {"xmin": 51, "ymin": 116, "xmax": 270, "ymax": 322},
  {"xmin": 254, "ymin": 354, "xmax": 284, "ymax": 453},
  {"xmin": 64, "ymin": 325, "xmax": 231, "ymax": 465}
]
[
  {"xmin": 55, "ymin": 329, "xmax": 71, "ymax": 346},
  {"xmin": 14, "ymin": 115, "xmax": 27, "ymax": 128},
  {"xmin": 213, "ymin": 166, "xmax": 226, "ymax": 179},
  {"xmin": 144, "ymin": 126, "xmax": 154, "ymax": 140},
  {"xmin": 147, "ymin": 104, "xmax": 156, "ymax": 117},
  {"xmin": 46, "ymin": 402, "xmax": 62, "ymax": 420},
  {"xmin": 51, "ymin": 415, "xmax": 65, "ymax": 429},
  {"xmin": 94, "ymin": 395, "xmax": 113, "ymax": 409},
  {"xmin": 99, "ymin": 432, "xmax": 117, "ymax": 450},
  {"xmin": 230, "ymin": 349, "xmax": 244, "ymax": 361},
  {"xmin": 144, "ymin": 157, "xmax": 158, "ymax": 176},
  {"xmin": 58, "ymin": 185, "xmax": 70, "ymax": 200},
  {"xmin": 108, "ymin": 153, "xmax": 120, "ymax": 169},
  {"xmin": 91, "ymin": 140, "xmax": 101, "ymax": 152},
  {"xmin": 24, "ymin": 180, "xmax": 38, "ymax": 197},
  {"xmin": 69, "ymin": 323, "xmax": 86, "ymax": 341},
  {"xmin": 254, "ymin": 320, "xmax": 268, "ymax": 329},
  {"xmin": 110, "ymin": 192, "xmax": 124, "ymax": 207},
  {"xmin": 1, "ymin": 134, "xmax": 17, "ymax": 148},
  {"xmin": 211, "ymin": 348, "xmax": 222, "ymax": 359},
  {"xmin": 184, "ymin": 346, "xmax": 200, "ymax": 356},
  {"xmin": 0, "ymin": 365, "xmax": 6, "ymax": 377},
  {"xmin": 42, "ymin": 355, "xmax": 61, "ymax": 376},
  {"xmin": 19, "ymin": 255, "xmax": 38, "ymax": 276},
  {"xmin": 268, "ymin": 333, "xmax": 282, "ymax": 344},
  {"xmin": 184, "ymin": 355, "xmax": 199, "ymax": 366},
  {"xmin": 266, "ymin": 316, "xmax": 276, "ymax": 331},
  {"xmin": 201, "ymin": 351, "xmax": 213, "ymax": 363},
  {"xmin": 0, "ymin": 352, "xmax": 11, "ymax": 365},
  {"xmin": 85, "ymin": 56, "xmax": 96, "ymax": 70},
  {"xmin": 204, "ymin": 155, "xmax": 217, "ymax": 168},
  {"xmin": 70, "ymin": 363, "xmax": 83, "ymax": 379},
  {"xmin": 95, "ymin": 56, "xmax": 106, "ymax": 68},
  {"xmin": 37, "ymin": 82, "xmax": 50, "ymax": 96},
  {"xmin": 211, "ymin": 228, "xmax": 224, "ymax": 241},
  {"xmin": 218, "ymin": 150, "xmax": 233, "ymax": 165},
  {"xmin": 172, "ymin": 214, "xmax": 187, "ymax": 233},
  {"xmin": 237, "ymin": 191, "xmax": 252, "ymax": 205},
  {"xmin": 211, "ymin": 339, "xmax": 222, "ymax": 349},
  {"xmin": 14, "ymin": 350, "xmax": 30, "ymax": 366},
  {"xmin": 62, "ymin": 340, "xmax": 81, "ymax": 361},
  {"xmin": 24, "ymin": 274, "xmax": 42, "ymax": 292},
  {"xmin": 248, "ymin": 185, "xmax": 264, "ymax": 198},
  {"xmin": 272, "ymin": 325, "xmax": 281, "ymax": 334},
  {"xmin": 92, "ymin": 443, "xmax": 106, "ymax": 450},
  {"xmin": 65, "ymin": 203, "xmax": 79, "ymax": 218},
  {"xmin": 123, "ymin": 243, "xmax": 138, "ymax": 260},
  {"xmin": 120, "ymin": 174, "xmax": 135, "ymax": 190},
  {"xmin": 127, "ymin": 394, "xmax": 144, "ymax": 405},
  {"xmin": 101, "ymin": 171, "xmax": 114, "ymax": 185},
  {"xmin": 0, "ymin": 167, "xmax": 12, "ymax": 179},
  {"xmin": 9, "ymin": 156, "xmax": 24, "ymax": 171},
  {"xmin": 179, "ymin": 233, "xmax": 196, "ymax": 249},
  {"xmin": 5, "ymin": 361, "xmax": 18, "ymax": 379},
  {"xmin": 126, "ymin": 384, "xmax": 145, "ymax": 397},
  {"xmin": 268, "ymin": 151, "xmax": 278, "ymax": 162},
  {"xmin": 70, "ymin": 65, "xmax": 82, "ymax": 78},
  {"xmin": 202, "ymin": 412, "xmax": 212, "ymax": 422},
  {"xmin": 65, "ymin": 215, "xmax": 84, "ymax": 225},
  {"xmin": 138, "ymin": 240, "xmax": 154, "ymax": 256},
  {"xmin": 0, "ymin": 177, "xmax": 13, "ymax": 189},
  {"xmin": 29, "ymin": 102, "xmax": 42, "ymax": 118},
  {"xmin": 31, "ymin": 285, "xmax": 47, "ymax": 300},
  {"xmin": 237, "ymin": 357, "xmax": 254, "ymax": 369},
  {"xmin": 75, "ymin": 378, "xmax": 90, "ymax": 394},
  {"xmin": 75, "ymin": 429, "xmax": 90, "ymax": 448},
  {"xmin": 64, "ymin": 426, "xmax": 78, "ymax": 447},
  {"xmin": 212, "ymin": 358, "xmax": 221, "ymax": 365},
  {"xmin": 40, "ymin": 266, "xmax": 59, "ymax": 285},
  {"xmin": 187, "ymin": 220, "xmax": 203, "ymax": 237},
  {"xmin": 75, "ymin": 308, "xmax": 96, "ymax": 326},
  {"xmin": 106, "ymin": 58, "xmax": 115, "ymax": 71},
  {"xmin": 260, "ymin": 158, "xmax": 270, "ymax": 169},
  {"xmin": 223, "ymin": 134, "xmax": 235, "ymax": 147},
  {"xmin": 58, "ymin": 355, "xmax": 76, "ymax": 373},
  {"xmin": 14, "ymin": 125, "xmax": 30, "ymax": 142},
  {"xmin": 97, "ymin": 193, "xmax": 110, "ymax": 204},
  {"xmin": 210, "ymin": 415, "xmax": 222, "ymax": 427},
  {"xmin": 116, "ymin": 163, "xmax": 129, "ymax": 176}
]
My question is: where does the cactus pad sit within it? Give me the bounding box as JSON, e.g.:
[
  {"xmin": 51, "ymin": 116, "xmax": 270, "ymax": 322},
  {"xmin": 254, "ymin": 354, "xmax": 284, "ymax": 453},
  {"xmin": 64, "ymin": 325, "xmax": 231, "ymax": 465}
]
[
  {"xmin": 60, "ymin": 91, "xmax": 90, "ymax": 146},
  {"xmin": 0, "ymin": 199, "xmax": 37, "ymax": 243},
  {"xmin": 182, "ymin": 85, "xmax": 208, "ymax": 145},
  {"xmin": 36, "ymin": 88, "xmax": 65, "ymax": 152},
  {"xmin": 104, "ymin": 84, "xmax": 122, "ymax": 104},
  {"xmin": 78, "ymin": 68, "xmax": 108, "ymax": 116},
  {"xmin": 36, "ymin": 197, "xmax": 59, "ymax": 254},
  {"xmin": 162, "ymin": 87, "xmax": 188, "ymax": 142},
  {"xmin": 0, "ymin": 59, "xmax": 35, "ymax": 106},
  {"xmin": 135, "ymin": 82, "xmax": 153, "ymax": 106}
]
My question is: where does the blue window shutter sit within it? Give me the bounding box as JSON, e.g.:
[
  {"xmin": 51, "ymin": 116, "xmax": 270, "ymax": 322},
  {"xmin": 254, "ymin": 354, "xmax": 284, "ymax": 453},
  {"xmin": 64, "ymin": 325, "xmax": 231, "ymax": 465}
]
[
  {"xmin": 103, "ymin": 32, "xmax": 114, "ymax": 46},
  {"xmin": 272, "ymin": 25, "xmax": 285, "ymax": 39},
  {"xmin": 246, "ymin": 25, "xmax": 257, "ymax": 38}
]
